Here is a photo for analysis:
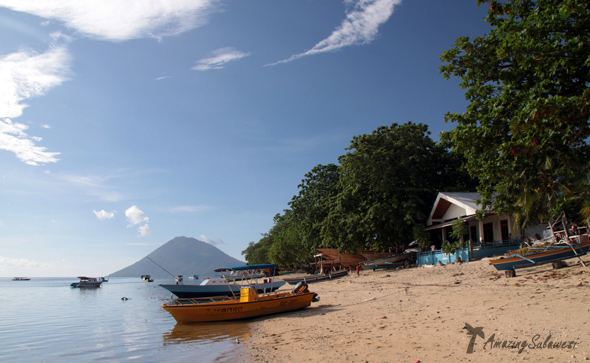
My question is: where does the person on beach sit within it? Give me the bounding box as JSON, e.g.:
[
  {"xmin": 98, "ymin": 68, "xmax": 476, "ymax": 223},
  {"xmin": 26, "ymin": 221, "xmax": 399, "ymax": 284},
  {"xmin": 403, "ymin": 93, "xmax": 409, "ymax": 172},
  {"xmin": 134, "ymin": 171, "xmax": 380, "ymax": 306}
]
[{"xmin": 356, "ymin": 264, "xmax": 361, "ymax": 276}]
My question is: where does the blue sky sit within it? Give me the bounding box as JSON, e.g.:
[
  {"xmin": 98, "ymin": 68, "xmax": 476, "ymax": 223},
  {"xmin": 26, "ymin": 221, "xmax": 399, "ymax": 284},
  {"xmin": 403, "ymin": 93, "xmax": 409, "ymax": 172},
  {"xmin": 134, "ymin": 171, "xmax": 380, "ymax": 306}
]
[{"xmin": 0, "ymin": 0, "xmax": 489, "ymax": 277}]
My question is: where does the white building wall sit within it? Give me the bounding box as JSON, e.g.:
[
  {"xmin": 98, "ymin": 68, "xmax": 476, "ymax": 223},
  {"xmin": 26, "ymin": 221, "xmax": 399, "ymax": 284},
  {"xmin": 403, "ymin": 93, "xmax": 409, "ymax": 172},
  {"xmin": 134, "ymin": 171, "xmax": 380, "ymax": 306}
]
[{"xmin": 442, "ymin": 204, "xmax": 468, "ymax": 220}]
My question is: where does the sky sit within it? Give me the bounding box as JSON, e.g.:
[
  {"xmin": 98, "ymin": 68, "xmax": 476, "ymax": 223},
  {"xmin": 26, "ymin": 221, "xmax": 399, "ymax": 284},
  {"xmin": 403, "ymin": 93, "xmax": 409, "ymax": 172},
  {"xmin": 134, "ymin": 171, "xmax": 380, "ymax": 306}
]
[{"xmin": 0, "ymin": 0, "xmax": 490, "ymax": 277}]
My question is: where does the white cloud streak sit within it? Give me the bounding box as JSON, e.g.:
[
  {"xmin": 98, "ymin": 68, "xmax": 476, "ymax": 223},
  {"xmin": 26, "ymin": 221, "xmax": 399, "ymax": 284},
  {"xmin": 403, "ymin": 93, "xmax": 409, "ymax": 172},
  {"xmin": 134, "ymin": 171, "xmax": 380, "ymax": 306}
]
[
  {"xmin": 0, "ymin": 46, "xmax": 69, "ymax": 165},
  {"xmin": 192, "ymin": 47, "xmax": 251, "ymax": 71},
  {"xmin": 0, "ymin": 0, "xmax": 222, "ymax": 42},
  {"xmin": 200, "ymin": 235, "xmax": 224, "ymax": 245},
  {"xmin": 169, "ymin": 205, "xmax": 213, "ymax": 213},
  {"xmin": 0, "ymin": 255, "xmax": 45, "ymax": 269},
  {"xmin": 93, "ymin": 209, "xmax": 115, "ymax": 220},
  {"xmin": 268, "ymin": 0, "xmax": 400, "ymax": 66}
]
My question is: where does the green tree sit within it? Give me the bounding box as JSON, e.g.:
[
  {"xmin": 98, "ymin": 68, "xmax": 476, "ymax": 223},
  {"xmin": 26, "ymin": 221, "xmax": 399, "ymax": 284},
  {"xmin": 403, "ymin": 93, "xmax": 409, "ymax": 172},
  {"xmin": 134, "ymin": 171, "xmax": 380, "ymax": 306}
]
[
  {"xmin": 241, "ymin": 234, "xmax": 273, "ymax": 265},
  {"xmin": 440, "ymin": 0, "xmax": 590, "ymax": 228},
  {"xmin": 267, "ymin": 211, "xmax": 310, "ymax": 268},
  {"xmin": 321, "ymin": 122, "xmax": 473, "ymax": 253},
  {"xmin": 287, "ymin": 164, "xmax": 341, "ymax": 253}
]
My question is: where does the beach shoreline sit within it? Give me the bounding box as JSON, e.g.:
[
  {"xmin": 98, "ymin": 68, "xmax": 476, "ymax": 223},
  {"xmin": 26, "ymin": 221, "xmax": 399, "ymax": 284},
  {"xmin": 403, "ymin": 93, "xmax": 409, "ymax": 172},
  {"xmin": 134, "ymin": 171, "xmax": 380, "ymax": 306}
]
[{"xmin": 242, "ymin": 258, "xmax": 590, "ymax": 362}]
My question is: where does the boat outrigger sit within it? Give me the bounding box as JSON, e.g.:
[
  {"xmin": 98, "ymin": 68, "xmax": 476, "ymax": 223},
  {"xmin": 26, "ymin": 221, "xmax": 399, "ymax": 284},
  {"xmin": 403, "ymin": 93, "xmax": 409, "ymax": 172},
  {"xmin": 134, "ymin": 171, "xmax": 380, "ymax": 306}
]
[
  {"xmin": 161, "ymin": 264, "xmax": 319, "ymax": 323},
  {"xmin": 490, "ymin": 223, "xmax": 589, "ymax": 277}
]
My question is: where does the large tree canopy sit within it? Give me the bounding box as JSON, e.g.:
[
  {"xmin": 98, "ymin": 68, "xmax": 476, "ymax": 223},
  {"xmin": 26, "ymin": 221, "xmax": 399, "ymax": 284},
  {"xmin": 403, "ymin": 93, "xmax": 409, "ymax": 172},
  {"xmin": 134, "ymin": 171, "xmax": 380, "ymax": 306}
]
[
  {"xmin": 440, "ymin": 0, "xmax": 590, "ymax": 227},
  {"xmin": 321, "ymin": 122, "xmax": 475, "ymax": 253}
]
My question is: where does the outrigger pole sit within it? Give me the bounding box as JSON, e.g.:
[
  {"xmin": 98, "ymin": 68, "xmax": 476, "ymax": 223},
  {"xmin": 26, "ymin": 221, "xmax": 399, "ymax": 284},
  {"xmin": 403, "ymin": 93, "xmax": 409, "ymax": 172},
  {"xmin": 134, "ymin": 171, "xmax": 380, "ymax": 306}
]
[{"xmin": 146, "ymin": 256, "xmax": 177, "ymax": 279}]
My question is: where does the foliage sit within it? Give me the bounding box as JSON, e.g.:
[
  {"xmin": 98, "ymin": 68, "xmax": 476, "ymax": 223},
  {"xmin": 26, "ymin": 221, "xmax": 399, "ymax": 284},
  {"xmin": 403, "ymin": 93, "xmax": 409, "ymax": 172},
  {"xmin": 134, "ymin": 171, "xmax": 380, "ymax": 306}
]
[
  {"xmin": 241, "ymin": 234, "xmax": 273, "ymax": 265},
  {"xmin": 243, "ymin": 165, "xmax": 340, "ymax": 267},
  {"xmin": 267, "ymin": 211, "xmax": 315, "ymax": 268},
  {"xmin": 440, "ymin": 0, "xmax": 590, "ymax": 229},
  {"xmin": 321, "ymin": 122, "xmax": 476, "ymax": 253},
  {"xmin": 413, "ymin": 226, "xmax": 431, "ymax": 251},
  {"xmin": 287, "ymin": 164, "xmax": 341, "ymax": 253},
  {"xmin": 442, "ymin": 239, "xmax": 466, "ymax": 255},
  {"xmin": 449, "ymin": 219, "xmax": 469, "ymax": 242}
]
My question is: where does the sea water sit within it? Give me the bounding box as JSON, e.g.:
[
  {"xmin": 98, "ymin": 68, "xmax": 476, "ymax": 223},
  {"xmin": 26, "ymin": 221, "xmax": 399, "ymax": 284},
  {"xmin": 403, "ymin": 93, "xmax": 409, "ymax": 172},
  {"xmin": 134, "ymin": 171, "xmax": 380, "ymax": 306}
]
[{"xmin": 0, "ymin": 277, "xmax": 251, "ymax": 362}]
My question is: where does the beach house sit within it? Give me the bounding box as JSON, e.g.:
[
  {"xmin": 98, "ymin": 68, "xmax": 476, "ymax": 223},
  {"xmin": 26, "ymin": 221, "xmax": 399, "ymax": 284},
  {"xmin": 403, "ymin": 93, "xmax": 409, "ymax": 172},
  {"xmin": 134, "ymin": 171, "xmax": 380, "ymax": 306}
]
[{"xmin": 420, "ymin": 192, "xmax": 546, "ymax": 264}]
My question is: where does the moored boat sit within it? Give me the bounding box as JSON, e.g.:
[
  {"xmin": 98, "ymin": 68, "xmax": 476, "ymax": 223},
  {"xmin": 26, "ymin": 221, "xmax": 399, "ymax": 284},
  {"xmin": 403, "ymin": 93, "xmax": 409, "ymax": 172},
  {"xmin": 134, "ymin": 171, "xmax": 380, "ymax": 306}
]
[
  {"xmin": 70, "ymin": 276, "xmax": 103, "ymax": 288},
  {"xmin": 12, "ymin": 277, "xmax": 31, "ymax": 281},
  {"xmin": 489, "ymin": 234, "xmax": 590, "ymax": 272},
  {"xmin": 159, "ymin": 263, "xmax": 285, "ymax": 298},
  {"xmin": 282, "ymin": 270, "xmax": 348, "ymax": 285},
  {"xmin": 162, "ymin": 282, "xmax": 318, "ymax": 323}
]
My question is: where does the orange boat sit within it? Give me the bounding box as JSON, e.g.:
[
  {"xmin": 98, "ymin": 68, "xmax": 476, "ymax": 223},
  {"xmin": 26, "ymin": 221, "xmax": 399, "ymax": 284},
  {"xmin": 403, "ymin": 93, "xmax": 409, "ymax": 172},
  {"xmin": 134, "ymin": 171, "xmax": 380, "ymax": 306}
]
[{"xmin": 163, "ymin": 283, "xmax": 318, "ymax": 323}]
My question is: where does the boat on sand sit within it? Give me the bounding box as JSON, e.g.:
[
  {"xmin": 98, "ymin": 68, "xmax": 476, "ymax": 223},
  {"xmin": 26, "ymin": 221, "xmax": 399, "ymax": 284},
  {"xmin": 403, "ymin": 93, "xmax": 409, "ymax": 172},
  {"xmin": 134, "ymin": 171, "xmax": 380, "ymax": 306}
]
[
  {"xmin": 490, "ymin": 233, "xmax": 590, "ymax": 275},
  {"xmin": 282, "ymin": 270, "xmax": 348, "ymax": 285}
]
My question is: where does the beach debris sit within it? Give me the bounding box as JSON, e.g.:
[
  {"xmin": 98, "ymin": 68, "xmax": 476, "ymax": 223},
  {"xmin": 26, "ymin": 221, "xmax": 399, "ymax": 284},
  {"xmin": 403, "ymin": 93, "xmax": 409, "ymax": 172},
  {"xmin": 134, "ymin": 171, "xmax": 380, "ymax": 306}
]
[{"xmin": 363, "ymin": 296, "xmax": 377, "ymax": 302}]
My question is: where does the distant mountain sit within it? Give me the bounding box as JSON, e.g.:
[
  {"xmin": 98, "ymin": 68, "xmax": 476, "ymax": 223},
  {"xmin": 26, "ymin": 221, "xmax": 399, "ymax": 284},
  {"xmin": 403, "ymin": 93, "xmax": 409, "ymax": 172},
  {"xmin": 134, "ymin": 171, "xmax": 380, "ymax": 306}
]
[{"xmin": 110, "ymin": 236, "xmax": 245, "ymax": 279}]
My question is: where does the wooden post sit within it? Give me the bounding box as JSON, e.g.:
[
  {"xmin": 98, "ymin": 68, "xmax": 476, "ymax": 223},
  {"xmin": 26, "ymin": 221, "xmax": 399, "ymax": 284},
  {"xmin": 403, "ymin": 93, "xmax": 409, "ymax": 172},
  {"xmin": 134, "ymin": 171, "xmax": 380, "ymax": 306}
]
[{"xmin": 505, "ymin": 269, "xmax": 516, "ymax": 278}]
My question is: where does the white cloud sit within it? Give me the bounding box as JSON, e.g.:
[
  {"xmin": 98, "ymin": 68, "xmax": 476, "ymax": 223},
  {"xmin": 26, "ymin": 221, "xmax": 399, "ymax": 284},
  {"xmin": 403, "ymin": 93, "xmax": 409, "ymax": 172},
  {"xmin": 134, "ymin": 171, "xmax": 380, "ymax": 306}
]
[
  {"xmin": 268, "ymin": 0, "xmax": 400, "ymax": 66},
  {"xmin": 56, "ymin": 172, "xmax": 123, "ymax": 202},
  {"xmin": 200, "ymin": 235, "xmax": 224, "ymax": 245},
  {"xmin": 169, "ymin": 205, "xmax": 213, "ymax": 213},
  {"xmin": 125, "ymin": 205, "xmax": 148, "ymax": 226},
  {"xmin": 192, "ymin": 47, "xmax": 251, "ymax": 71},
  {"xmin": 0, "ymin": 0, "xmax": 222, "ymax": 42},
  {"xmin": 0, "ymin": 46, "xmax": 69, "ymax": 165},
  {"xmin": 0, "ymin": 46, "xmax": 70, "ymax": 118},
  {"xmin": 125, "ymin": 205, "xmax": 150, "ymax": 237},
  {"xmin": 0, "ymin": 118, "xmax": 60, "ymax": 166},
  {"xmin": 0, "ymin": 255, "xmax": 45, "ymax": 269},
  {"xmin": 93, "ymin": 209, "xmax": 115, "ymax": 220},
  {"xmin": 138, "ymin": 224, "xmax": 151, "ymax": 237}
]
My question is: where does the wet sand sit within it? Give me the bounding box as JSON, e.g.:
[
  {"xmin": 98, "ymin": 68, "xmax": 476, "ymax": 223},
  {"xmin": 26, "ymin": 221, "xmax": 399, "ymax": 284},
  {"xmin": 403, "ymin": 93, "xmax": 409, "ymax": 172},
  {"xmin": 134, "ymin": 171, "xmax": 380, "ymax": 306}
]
[{"xmin": 242, "ymin": 257, "xmax": 590, "ymax": 362}]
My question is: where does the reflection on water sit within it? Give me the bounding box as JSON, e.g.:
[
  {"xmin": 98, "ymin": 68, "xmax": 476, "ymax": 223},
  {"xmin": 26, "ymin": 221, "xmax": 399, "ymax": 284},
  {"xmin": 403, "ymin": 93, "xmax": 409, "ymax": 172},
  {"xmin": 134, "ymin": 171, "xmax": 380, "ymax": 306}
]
[
  {"xmin": 0, "ymin": 277, "xmax": 250, "ymax": 362},
  {"xmin": 163, "ymin": 321, "xmax": 251, "ymax": 345}
]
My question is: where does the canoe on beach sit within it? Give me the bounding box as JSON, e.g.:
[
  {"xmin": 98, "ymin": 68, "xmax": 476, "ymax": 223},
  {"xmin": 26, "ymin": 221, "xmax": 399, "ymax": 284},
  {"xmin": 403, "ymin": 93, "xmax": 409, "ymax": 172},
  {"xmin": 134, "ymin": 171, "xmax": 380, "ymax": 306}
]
[{"xmin": 282, "ymin": 270, "xmax": 348, "ymax": 285}]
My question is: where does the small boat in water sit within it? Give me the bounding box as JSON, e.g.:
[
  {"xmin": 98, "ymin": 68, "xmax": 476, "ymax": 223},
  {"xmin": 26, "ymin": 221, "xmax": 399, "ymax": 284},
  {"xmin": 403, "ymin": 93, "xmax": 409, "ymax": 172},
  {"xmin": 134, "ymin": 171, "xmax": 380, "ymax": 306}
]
[
  {"xmin": 12, "ymin": 277, "xmax": 31, "ymax": 281},
  {"xmin": 162, "ymin": 280, "xmax": 318, "ymax": 323},
  {"xmin": 70, "ymin": 276, "xmax": 103, "ymax": 288},
  {"xmin": 159, "ymin": 263, "xmax": 285, "ymax": 298},
  {"xmin": 141, "ymin": 275, "xmax": 155, "ymax": 282}
]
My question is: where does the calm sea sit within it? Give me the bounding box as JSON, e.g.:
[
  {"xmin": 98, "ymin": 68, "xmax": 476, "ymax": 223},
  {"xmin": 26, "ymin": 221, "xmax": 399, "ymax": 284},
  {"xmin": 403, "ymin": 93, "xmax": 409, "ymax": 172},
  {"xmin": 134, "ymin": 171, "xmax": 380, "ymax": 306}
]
[{"xmin": 0, "ymin": 277, "xmax": 251, "ymax": 362}]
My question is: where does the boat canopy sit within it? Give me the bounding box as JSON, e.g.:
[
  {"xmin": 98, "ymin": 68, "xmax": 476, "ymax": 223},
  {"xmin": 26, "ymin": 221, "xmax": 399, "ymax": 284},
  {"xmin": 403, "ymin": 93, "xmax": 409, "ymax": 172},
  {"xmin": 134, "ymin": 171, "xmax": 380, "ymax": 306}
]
[{"xmin": 214, "ymin": 263, "xmax": 276, "ymax": 272}]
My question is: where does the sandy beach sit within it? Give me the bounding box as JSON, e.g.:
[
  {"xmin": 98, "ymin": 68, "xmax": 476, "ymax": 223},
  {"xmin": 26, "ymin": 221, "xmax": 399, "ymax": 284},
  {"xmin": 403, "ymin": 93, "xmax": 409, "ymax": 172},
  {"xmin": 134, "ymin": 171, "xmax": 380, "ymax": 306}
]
[{"xmin": 242, "ymin": 257, "xmax": 590, "ymax": 362}]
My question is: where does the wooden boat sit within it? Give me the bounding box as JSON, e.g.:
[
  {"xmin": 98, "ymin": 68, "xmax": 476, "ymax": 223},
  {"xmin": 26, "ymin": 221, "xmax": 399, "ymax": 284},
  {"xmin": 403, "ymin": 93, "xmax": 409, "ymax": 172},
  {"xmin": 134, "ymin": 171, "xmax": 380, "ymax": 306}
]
[
  {"xmin": 282, "ymin": 270, "xmax": 348, "ymax": 285},
  {"xmin": 361, "ymin": 252, "xmax": 416, "ymax": 269},
  {"xmin": 160, "ymin": 278, "xmax": 286, "ymax": 298},
  {"xmin": 489, "ymin": 234, "xmax": 590, "ymax": 272},
  {"xmin": 12, "ymin": 277, "xmax": 31, "ymax": 281},
  {"xmin": 159, "ymin": 263, "xmax": 285, "ymax": 298},
  {"xmin": 70, "ymin": 276, "xmax": 103, "ymax": 288},
  {"xmin": 162, "ymin": 282, "xmax": 318, "ymax": 323}
]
